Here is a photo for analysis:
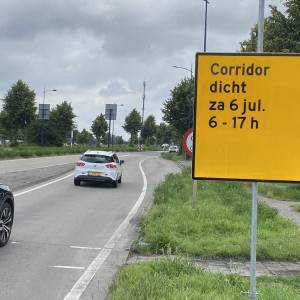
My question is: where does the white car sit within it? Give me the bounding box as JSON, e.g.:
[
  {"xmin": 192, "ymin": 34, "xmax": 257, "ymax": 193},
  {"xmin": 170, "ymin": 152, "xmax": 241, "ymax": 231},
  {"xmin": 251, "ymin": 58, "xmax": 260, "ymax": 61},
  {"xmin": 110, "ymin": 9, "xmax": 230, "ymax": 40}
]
[
  {"xmin": 168, "ymin": 145, "xmax": 179, "ymax": 153},
  {"xmin": 74, "ymin": 150, "xmax": 124, "ymax": 188}
]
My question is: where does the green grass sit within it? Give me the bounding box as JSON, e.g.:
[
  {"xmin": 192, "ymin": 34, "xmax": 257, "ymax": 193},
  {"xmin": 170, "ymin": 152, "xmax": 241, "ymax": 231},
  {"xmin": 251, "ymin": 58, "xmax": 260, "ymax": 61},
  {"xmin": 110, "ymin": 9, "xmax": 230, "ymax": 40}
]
[
  {"xmin": 161, "ymin": 152, "xmax": 187, "ymax": 161},
  {"xmin": 133, "ymin": 168, "xmax": 300, "ymax": 260},
  {"xmin": 0, "ymin": 144, "xmax": 160, "ymax": 159},
  {"xmin": 293, "ymin": 204, "xmax": 300, "ymax": 212},
  {"xmin": 109, "ymin": 258, "xmax": 300, "ymax": 300},
  {"xmin": 258, "ymin": 183, "xmax": 300, "ymax": 202}
]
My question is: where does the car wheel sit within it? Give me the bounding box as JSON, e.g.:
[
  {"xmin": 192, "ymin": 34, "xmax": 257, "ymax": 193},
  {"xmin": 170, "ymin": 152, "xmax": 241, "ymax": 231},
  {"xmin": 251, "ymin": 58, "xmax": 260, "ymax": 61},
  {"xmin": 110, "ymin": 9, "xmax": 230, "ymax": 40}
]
[
  {"xmin": 112, "ymin": 180, "xmax": 118, "ymax": 188},
  {"xmin": 74, "ymin": 178, "xmax": 80, "ymax": 186},
  {"xmin": 0, "ymin": 202, "xmax": 13, "ymax": 247},
  {"xmin": 118, "ymin": 176, "xmax": 122, "ymax": 184}
]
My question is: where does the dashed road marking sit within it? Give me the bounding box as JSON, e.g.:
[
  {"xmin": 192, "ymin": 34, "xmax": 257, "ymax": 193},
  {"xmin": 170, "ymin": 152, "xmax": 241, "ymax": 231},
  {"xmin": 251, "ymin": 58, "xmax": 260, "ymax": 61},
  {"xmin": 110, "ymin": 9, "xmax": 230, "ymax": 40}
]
[
  {"xmin": 70, "ymin": 246, "xmax": 101, "ymax": 250},
  {"xmin": 64, "ymin": 157, "xmax": 150, "ymax": 300},
  {"xmin": 51, "ymin": 266, "xmax": 85, "ymax": 270}
]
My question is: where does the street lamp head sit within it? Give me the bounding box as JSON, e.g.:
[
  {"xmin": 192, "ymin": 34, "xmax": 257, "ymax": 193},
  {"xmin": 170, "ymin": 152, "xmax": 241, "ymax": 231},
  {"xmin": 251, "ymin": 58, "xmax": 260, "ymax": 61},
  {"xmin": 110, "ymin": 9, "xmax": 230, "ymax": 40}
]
[{"xmin": 171, "ymin": 65, "xmax": 193, "ymax": 77}]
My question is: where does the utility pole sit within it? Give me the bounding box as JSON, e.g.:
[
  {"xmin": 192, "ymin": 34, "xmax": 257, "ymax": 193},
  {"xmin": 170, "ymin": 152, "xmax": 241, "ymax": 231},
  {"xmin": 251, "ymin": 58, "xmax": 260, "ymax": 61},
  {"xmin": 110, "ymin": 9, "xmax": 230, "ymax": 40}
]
[{"xmin": 141, "ymin": 81, "xmax": 146, "ymax": 125}]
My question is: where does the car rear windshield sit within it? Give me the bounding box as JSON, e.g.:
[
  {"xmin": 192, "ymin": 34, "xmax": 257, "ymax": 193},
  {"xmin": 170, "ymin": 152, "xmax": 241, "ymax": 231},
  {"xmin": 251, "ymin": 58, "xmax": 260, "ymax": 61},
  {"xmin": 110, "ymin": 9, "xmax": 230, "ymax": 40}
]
[{"xmin": 81, "ymin": 154, "xmax": 113, "ymax": 163}]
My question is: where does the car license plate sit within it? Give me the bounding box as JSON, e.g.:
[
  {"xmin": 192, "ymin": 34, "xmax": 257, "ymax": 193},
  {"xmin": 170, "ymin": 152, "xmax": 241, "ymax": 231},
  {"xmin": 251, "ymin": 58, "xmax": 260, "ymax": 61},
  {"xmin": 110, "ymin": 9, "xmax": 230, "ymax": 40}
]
[{"xmin": 88, "ymin": 172, "xmax": 102, "ymax": 176}]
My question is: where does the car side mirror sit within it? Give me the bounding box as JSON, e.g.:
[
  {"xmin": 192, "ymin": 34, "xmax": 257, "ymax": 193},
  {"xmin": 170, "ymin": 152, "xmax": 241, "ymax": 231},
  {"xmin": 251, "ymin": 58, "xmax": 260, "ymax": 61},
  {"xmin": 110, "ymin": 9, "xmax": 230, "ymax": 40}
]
[{"xmin": 120, "ymin": 160, "xmax": 124, "ymax": 165}]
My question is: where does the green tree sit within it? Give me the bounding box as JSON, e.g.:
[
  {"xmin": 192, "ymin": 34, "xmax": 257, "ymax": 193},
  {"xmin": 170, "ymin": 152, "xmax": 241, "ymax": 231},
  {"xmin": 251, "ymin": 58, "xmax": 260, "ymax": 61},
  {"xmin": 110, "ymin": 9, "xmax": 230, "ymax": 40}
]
[
  {"xmin": 77, "ymin": 129, "xmax": 93, "ymax": 144},
  {"xmin": 91, "ymin": 114, "xmax": 108, "ymax": 145},
  {"xmin": 123, "ymin": 109, "xmax": 142, "ymax": 145},
  {"xmin": 241, "ymin": 3, "xmax": 298, "ymax": 53},
  {"xmin": 49, "ymin": 101, "xmax": 76, "ymax": 144},
  {"xmin": 162, "ymin": 78, "xmax": 194, "ymax": 136},
  {"xmin": 0, "ymin": 80, "xmax": 36, "ymax": 142},
  {"xmin": 141, "ymin": 115, "xmax": 157, "ymax": 145},
  {"xmin": 156, "ymin": 122, "xmax": 178, "ymax": 145},
  {"xmin": 25, "ymin": 119, "xmax": 64, "ymax": 146},
  {"xmin": 115, "ymin": 135, "xmax": 124, "ymax": 145}
]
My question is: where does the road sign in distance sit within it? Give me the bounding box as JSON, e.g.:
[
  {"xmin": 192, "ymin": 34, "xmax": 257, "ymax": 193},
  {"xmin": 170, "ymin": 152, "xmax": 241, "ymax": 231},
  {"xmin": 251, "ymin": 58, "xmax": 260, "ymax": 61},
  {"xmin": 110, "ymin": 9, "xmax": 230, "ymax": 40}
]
[
  {"xmin": 105, "ymin": 104, "xmax": 117, "ymax": 120},
  {"xmin": 182, "ymin": 128, "xmax": 193, "ymax": 157},
  {"xmin": 193, "ymin": 53, "xmax": 300, "ymax": 182},
  {"xmin": 39, "ymin": 104, "xmax": 50, "ymax": 120}
]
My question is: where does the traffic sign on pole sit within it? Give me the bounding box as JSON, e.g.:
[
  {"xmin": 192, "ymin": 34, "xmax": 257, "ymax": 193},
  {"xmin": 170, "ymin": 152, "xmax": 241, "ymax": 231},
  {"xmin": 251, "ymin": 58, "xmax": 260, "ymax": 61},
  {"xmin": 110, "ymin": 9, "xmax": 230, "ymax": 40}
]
[
  {"xmin": 193, "ymin": 53, "xmax": 300, "ymax": 183},
  {"xmin": 182, "ymin": 128, "xmax": 193, "ymax": 157}
]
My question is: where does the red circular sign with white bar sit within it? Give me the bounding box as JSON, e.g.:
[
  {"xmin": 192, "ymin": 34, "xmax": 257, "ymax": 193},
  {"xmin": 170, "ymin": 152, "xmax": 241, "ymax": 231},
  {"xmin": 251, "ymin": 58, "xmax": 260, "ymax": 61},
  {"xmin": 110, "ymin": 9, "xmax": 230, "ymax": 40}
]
[{"xmin": 181, "ymin": 128, "xmax": 193, "ymax": 157}]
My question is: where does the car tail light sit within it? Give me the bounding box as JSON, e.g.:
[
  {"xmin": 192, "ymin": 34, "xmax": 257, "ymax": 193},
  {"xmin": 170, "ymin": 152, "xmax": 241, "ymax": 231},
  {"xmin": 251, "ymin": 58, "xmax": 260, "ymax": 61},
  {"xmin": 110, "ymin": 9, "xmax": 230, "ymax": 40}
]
[
  {"xmin": 105, "ymin": 163, "xmax": 117, "ymax": 169},
  {"xmin": 76, "ymin": 161, "xmax": 85, "ymax": 167}
]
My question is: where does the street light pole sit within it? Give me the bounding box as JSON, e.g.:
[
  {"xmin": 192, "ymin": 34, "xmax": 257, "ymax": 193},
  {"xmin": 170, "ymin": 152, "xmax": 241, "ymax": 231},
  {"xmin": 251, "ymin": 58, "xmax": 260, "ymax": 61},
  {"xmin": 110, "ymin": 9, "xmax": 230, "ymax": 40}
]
[
  {"xmin": 172, "ymin": 64, "xmax": 197, "ymax": 207},
  {"xmin": 172, "ymin": 65, "xmax": 193, "ymax": 78},
  {"xmin": 203, "ymin": 0, "xmax": 209, "ymax": 52}
]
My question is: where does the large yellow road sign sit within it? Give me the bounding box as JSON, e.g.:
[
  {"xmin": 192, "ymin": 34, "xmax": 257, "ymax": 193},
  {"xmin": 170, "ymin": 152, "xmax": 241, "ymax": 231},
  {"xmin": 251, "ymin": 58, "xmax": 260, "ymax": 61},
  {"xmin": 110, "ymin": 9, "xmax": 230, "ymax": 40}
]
[{"xmin": 193, "ymin": 53, "xmax": 300, "ymax": 182}]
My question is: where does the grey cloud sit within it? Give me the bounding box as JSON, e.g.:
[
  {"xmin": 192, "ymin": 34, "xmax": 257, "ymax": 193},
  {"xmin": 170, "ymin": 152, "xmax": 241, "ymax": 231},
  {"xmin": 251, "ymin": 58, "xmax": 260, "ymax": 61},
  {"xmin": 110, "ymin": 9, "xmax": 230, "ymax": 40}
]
[
  {"xmin": 98, "ymin": 80, "xmax": 134, "ymax": 97},
  {"xmin": 0, "ymin": 0, "xmax": 284, "ymax": 138}
]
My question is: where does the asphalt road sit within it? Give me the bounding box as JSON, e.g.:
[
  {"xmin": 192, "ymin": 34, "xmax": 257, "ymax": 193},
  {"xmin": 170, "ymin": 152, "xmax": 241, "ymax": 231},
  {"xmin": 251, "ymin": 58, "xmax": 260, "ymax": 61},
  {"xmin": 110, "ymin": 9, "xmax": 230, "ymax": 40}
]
[
  {"xmin": 0, "ymin": 155, "xmax": 81, "ymax": 191},
  {"xmin": 0, "ymin": 152, "xmax": 179, "ymax": 300}
]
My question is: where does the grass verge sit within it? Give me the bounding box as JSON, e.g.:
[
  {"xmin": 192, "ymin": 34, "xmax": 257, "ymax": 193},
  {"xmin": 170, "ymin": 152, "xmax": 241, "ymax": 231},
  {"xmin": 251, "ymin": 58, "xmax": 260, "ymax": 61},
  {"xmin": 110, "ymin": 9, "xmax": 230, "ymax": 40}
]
[
  {"xmin": 161, "ymin": 152, "xmax": 187, "ymax": 161},
  {"xmin": 109, "ymin": 258, "xmax": 300, "ymax": 300},
  {"xmin": 293, "ymin": 204, "xmax": 300, "ymax": 212},
  {"xmin": 258, "ymin": 182, "xmax": 300, "ymax": 202},
  {"xmin": 0, "ymin": 144, "xmax": 160, "ymax": 159},
  {"xmin": 133, "ymin": 168, "xmax": 300, "ymax": 260}
]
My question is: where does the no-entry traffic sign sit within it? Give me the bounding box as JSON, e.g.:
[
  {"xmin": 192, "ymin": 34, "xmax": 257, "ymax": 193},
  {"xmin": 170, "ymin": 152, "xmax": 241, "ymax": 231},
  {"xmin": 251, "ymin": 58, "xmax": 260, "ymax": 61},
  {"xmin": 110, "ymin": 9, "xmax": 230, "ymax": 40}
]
[
  {"xmin": 182, "ymin": 128, "xmax": 193, "ymax": 157},
  {"xmin": 193, "ymin": 53, "xmax": 300, "ymax": 182}
]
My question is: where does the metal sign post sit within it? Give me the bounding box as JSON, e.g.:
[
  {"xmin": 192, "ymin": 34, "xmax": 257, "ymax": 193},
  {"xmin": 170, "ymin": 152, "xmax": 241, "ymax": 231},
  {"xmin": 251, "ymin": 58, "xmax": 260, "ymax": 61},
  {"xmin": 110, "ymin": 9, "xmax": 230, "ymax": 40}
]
[
  {"xmin": 105, "ymin": 104, "xmax": 117, "ymax": 149},
  {"xmin": 39, "ymin": 103, "xmax": 50, "ymax": 146},
  {"xmin": 249, "ymin": 183, "xmax": 258, "ymax": 299},
  {"xmin": 249, "ymin": 1, "xmax": 264, "ymax": 299},
  {"xmin": 182, "ymin": 128, "xmax": 196, "ymax": 208}
]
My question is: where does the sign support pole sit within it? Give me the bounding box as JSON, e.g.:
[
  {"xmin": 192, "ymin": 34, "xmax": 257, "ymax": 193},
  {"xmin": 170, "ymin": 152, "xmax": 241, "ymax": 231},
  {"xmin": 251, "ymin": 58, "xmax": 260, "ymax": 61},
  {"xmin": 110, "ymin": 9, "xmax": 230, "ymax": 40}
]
[
  {"xmin": 249, "ymin": 182, "xmax": 258, "ymax": 300},
  {"xmin": 108, "ymin": 109, "xmax": 112, "ymax": 149},
  {"xmin": 249, "ymin": 1, "xmax": 264, "ymax": 299}
]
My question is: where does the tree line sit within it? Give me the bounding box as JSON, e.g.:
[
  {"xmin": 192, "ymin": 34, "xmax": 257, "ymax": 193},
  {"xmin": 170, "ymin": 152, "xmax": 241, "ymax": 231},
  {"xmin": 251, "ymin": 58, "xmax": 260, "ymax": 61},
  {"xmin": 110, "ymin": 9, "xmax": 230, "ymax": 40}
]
[
  {"xmin": 1, "ymin": 1, "xmax": 297, "ymax": 148},
  {"xmin": 0, "ymin": 80, "xmax": 180, "ymax": 147}
]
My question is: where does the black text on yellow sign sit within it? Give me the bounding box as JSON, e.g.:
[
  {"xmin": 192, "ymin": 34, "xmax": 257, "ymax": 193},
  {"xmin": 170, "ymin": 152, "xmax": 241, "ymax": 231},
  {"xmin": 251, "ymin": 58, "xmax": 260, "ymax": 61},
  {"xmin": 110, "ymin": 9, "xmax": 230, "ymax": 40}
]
[{"xmin": 193, "ymin": 53, "xmax": 300, "ymax": 182}]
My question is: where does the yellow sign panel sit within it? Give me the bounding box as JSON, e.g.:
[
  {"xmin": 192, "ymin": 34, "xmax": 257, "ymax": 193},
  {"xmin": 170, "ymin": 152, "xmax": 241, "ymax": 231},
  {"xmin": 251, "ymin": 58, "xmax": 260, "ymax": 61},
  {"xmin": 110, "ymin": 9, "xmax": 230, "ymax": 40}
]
[{"xmin": 193, "ymin": 53, "xmax": 300, "ymax": 182}]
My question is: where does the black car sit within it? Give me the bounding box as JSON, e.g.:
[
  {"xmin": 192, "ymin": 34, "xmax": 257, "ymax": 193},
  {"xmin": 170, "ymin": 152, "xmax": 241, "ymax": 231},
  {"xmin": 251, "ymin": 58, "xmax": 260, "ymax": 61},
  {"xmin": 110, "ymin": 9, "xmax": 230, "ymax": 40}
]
[{"xmin": 0, "ymin": 184, "xmax": 14, "ymax": 247}]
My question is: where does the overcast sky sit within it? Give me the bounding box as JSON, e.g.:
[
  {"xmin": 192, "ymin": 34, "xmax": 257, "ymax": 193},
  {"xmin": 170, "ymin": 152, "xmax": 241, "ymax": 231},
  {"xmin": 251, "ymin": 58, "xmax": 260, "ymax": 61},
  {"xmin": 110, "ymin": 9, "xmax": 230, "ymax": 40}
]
[{"xmin": 0, "ymin": 0, "xmax": 284, "ymax": 138}]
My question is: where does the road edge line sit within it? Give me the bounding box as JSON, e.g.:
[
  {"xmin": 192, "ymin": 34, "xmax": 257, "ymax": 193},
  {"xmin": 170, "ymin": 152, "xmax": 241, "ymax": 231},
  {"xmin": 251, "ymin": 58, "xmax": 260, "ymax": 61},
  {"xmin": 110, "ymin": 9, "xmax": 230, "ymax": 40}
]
[{"xmin": 64, "ymin": 157, "xmax": 150, "ymax": 300}]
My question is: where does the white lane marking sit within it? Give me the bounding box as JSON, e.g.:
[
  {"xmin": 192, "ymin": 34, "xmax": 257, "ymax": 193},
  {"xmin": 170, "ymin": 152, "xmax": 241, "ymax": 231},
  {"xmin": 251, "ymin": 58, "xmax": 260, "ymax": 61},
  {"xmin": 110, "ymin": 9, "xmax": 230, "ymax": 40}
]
[
  {"xmin": 64, "ymin": 157, "xmax": 150, "ymax": 300},
  {"xmin": 51, "ymin": 266, "xmax": 85, "ymax": 270},
  {"xmin": 14, "ymin": 173, "xmax": 73, "ymax": 197},
  {"xmin": 70, "ymin": 246, "xmax": 102, "ymax": 250},
  {"xmin": 10, "ymin": 241, "xmax": 20, "ymax": 244}
]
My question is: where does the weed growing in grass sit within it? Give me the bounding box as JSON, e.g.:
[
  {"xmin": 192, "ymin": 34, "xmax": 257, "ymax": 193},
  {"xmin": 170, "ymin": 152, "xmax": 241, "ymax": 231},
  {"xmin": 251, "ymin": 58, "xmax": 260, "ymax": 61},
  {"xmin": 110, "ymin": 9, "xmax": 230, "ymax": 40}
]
[
  {"xmin": 135, "ymin": 168, "xmax": 300, "ymax": 260},
  {"xmin": 109, "ymin": 259, "xmax": 300, "ymax": 300}
]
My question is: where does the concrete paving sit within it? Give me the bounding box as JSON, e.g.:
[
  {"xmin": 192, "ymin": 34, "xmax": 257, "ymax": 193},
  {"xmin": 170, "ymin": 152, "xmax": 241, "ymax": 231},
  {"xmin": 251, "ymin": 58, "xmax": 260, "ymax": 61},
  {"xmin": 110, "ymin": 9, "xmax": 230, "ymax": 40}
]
[{"xmin": 127, "ymin": 255, "xmax": 300, "ymax": 277}]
